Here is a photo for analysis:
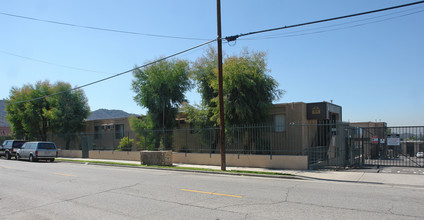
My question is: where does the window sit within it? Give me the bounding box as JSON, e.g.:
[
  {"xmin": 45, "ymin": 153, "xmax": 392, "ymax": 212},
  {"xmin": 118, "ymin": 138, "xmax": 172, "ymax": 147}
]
[
  {"xmin": 94, "ymin": 126, "xmax": 103, "ymax": 139},
  {"xmin": 274, "ymin": 114, "xmax": 286, "ymax": 132},
  {"xmin": 115, "ymin": 124, "xmax": 124, "ymax": 139},
  {"xmin": 13, "ymin": 141, "xmax": 26, "ymax": 148},
  {"xmin": 38, "ymin": 143, "xmax": 57, "ymax": 150}
]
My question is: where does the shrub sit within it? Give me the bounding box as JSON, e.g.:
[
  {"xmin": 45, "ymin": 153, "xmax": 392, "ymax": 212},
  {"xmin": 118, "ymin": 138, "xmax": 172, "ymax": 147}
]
[{"xmin": 116, "ymin": 137, "xmax": 134, "ymax": 151}]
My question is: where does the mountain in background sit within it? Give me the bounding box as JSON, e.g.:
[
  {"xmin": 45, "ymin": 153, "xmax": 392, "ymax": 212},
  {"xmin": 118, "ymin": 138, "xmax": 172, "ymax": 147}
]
[
  {"xmin": 0, "ymin": 100, "xmax": 9, "ymax": 127},
  {"xmin": 0, "ymin": 101, "xmax": 135, "ymax": 125},
  {"xmin": 87, "ymin": 109, "xmax": 138, "ymax": 121}
]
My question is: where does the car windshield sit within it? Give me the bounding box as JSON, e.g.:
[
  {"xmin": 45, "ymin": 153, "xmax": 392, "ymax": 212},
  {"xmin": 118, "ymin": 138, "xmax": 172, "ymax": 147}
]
[
  {"xmin": 12, "ymin": 141, "xmax": 26, "ymax": 148},
  {"xmin": 38, "ymin": 143, "xmax": 57, "ymax": 150}
]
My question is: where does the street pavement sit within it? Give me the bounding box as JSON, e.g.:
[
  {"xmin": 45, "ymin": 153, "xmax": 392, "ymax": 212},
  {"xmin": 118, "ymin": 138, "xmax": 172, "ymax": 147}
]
[
  {"xmin": 2, "ymin": 158, "xmax": 424, "ymax": 219},
  {"xmin": 57, "ymin": 157, "xmax": 424, "ymax": 188}
]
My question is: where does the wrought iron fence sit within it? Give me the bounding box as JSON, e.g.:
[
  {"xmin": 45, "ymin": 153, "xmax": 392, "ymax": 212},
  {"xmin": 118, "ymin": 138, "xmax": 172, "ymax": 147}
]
[
  {"xmin": 10, "ymin": 122, "xmax": 424, "ymax": 168},
  {"xmin": 31, "ymin": 121, "xmax": 362, "ymax": 168},
  {"xmin": 362, "ymin": 126, "xmax": 424, "ymax": 167}
]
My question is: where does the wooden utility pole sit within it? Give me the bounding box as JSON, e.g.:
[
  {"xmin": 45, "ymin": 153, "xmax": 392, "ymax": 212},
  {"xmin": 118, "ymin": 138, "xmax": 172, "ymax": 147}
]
[{"xmin": 216, "ymin": 0, "xmax": 226, "ymax": 171}]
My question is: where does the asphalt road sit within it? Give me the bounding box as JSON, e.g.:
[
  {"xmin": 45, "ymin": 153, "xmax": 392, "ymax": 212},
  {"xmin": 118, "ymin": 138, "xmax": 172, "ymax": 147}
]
[{"xmin": 1, "ymin": 159, "xmax": 423, "ymax": 220}]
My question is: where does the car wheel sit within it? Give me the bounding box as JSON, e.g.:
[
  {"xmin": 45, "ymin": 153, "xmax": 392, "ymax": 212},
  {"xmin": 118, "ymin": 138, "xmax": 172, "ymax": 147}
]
[
  {"xmin": 5, "ymin": 152, "xmax": 10, "ymax": 160},
  {"xmin": 29, "ymin": 155, "xmax": 36, "ymax": 162},
  {"xmin": 50, "ymin": 158, "xmax": 55, "ymax": 162},
  {"xmin": 16, "ymin": 154, "xmax": 20, "ymax": 161}
]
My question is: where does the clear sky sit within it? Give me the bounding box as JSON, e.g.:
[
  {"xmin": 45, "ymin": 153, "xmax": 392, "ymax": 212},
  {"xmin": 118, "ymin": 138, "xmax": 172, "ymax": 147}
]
[{"xmin": 1, "ymin": 0, "xmax": 423, "ymax": 126}]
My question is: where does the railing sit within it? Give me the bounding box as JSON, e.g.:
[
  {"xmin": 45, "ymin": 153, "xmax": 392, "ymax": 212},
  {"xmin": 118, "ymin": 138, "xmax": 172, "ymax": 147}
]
[
  {"xmin": 38, "ymin": 122, "xmax": 353, "ymax": 168},
  {"xmin": 361, "ymin": 126, "xmax": 424, "ymax": 167},
  {"xmin": 17, "ymin": 122, "xmax": 424, "ymax": 168}
]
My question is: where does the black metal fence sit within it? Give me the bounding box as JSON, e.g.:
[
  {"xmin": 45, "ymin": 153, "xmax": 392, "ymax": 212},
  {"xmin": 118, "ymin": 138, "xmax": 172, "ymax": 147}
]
[
  {"xmin": 21, "ymin": 123, "xmax": 423, "ymax": 168},
  {"xmin": 361, "ymin": 126, "xmax": 424, "ymax": 167},
  {"xmin": 35, "ymin": 121, "xmax": 361, "ymax": 169}
]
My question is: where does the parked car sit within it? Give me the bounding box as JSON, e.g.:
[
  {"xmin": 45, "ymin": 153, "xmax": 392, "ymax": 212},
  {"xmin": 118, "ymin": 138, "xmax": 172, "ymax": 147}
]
[
  {"xmin": 417, "ymin": 152, "xmax": 424, "ymax": 158},
  {"xmin": 16, "ymin": 142, "xmax": 58, "ymax": 162},
  {"xmin": 0, "ymin": 140, "xmax": 27, "ymax": 160}
]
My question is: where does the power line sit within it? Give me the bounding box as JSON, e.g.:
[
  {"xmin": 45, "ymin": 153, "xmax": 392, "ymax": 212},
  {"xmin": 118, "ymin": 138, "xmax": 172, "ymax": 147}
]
[
  {"xmin": 242, "ymin": 7, "xmax": 424, "ymax": 40},
  {"xmin": 0, "ymin": 12, "xmax": 210, "ymax": 41},
  {"xmin": 0, "ymin": 50, "xmax": 111, "ymax": 74},
  {"xmin": 8, "ymin": 39, "xmax": 217, "ymax": 105},
  {"xmin": 224, "ymin": 0, "xmax": 424, "ymax": 42}
]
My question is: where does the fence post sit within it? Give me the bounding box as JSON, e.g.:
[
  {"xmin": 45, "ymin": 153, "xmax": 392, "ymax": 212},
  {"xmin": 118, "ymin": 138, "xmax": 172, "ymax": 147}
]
[
  {"xmin": 185, "ymin": 128, "xmax": 188, "ymax": 156},
  {"xmin": 209, "ymin": 129, "xmax": 212, "ymax": 158},
  {"xmin": 270, "ymin": 124, "xmax": 273, "ymax": 160}
]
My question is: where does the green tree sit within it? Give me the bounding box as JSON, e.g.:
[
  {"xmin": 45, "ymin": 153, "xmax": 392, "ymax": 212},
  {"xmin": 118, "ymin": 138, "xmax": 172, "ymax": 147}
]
[
  {"xmin": 129, "ymin": 115, "xmax": 155, "ymax": 150},
  {"xmin": 6, "ymin": 81, "xmax": 90, "ymax": 145},
  {"xmin": 132, "ymin": 58, "xmax": 192, "ymax": 149},
  {"xmin": 190, "ymin": 47, "xmax": 219, "ymax": 127},
  {"xmin": 44, "ymin": 82, "xmax": 90, "ymax": 149},
  {"xmin": 190, "ymin": 47, "xmax": 284, "ymax": 126}
]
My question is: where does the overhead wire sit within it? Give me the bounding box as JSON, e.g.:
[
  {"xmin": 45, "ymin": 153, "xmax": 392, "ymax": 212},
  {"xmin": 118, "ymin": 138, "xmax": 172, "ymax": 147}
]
[
  {"xmin": 4, "ymin": 7, "xmax": 422, "ymax": 70},
  {"xmin": 0, "ymin": 12, "xmax": 210, "ymax": 41},
  {"xmin": 8, "ymin": 38, "xmax": 217, "ymax": 105},
  {"xmin": 242, "ymin": 5, "xmax": 424, "ymax": 40},
  {"xmin": 0, "ymin": 50, "xmax": 111, "ymax": 74},
  {"xmin": 7, "ymin": 1, "xmax": 424, "ymax": 104},
  {"xmin": 224, "ymin": 0, "xmax": 424, "ymax": 42},
  {"xmin": 243, "ymin": 8, "xmax": 424, "ymax": 40}
]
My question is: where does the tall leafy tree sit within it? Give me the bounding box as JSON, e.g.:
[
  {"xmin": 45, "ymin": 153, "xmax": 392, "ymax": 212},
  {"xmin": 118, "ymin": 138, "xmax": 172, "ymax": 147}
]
[
  {"xmin": 44, "ymin": 82, "xmax": 90, "ymax": 148},
  {"xmin": 132, "ymin": 58, "xmax": 192, "ymax": 149},
  {"xmin": 190, "ymin": 47, "xmax": 219, "ymax": 127},
  {"xmin": 6, "ymin": 81, "xmax": 90, "ymax": 144},
  {"xmin": 189, "ymin": 47, "xmax": 284, "ymax": 126}
]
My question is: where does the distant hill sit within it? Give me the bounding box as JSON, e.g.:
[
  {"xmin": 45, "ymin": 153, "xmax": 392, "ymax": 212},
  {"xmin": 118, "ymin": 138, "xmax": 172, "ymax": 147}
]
[
  {"xmin": 0, "ymin": 102, "xmax": 135, "ymax": 124},
  {"xmin": 87, "ymin": 109, "xmax": 137, "ymax": 121},
  {"xmin": 0, "ymin": 100, "xmax": 9, "ymax": 127}
]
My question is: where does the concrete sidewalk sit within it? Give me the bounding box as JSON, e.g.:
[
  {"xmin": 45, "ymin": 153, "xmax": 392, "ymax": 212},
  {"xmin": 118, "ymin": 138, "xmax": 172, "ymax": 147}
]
[{"xmin": 57, "ymin": 157, "xmax": 424, "ymax": 188}]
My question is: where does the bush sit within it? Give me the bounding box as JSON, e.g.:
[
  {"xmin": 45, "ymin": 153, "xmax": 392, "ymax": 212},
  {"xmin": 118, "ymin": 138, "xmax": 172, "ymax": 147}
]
[{"xmin": 116, "ymin": 137, "xmax": 134, "ymax": 151}]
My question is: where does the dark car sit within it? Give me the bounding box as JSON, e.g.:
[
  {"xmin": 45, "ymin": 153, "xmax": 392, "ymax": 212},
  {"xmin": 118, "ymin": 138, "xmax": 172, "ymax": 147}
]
[{"xmin": 0, "ymin": 140, "xmax": 27, "ymax": 160}]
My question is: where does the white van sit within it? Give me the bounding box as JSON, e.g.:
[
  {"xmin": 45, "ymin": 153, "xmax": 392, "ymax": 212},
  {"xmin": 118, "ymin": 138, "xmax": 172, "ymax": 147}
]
[{"xmin": 17, "ymin": 142, "xmax": 58, "ymax": 162}]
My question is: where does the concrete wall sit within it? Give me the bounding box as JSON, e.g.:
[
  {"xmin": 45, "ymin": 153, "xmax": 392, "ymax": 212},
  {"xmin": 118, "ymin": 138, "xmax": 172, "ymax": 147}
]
[
  {"xmin": 88, "ymin": 150, "xmax": 141, "ymax": 161},
  {"xmin": 58, "ymin": 150, "xmax": 308, "ymax": 169},
  {"xmin": 173, "ymin": 153, "xmax": 308, "ymax": 170},
  {"xmin": 59, "ymin": 150, "xmax": 83, "ymax": 158}
]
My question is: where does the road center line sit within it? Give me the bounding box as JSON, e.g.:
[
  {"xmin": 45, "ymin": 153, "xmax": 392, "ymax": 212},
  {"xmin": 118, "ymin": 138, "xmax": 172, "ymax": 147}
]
[
  {"xmin": 0, "ymin": 165, "xmax": 12, "ymax": 169},
  {"xmin": 180, "ymin": 189, "xmax": 242, "ymax": 198},
  {"xmin": 54, "ymin": 173, "xmax": 78, "ymax": 178}
]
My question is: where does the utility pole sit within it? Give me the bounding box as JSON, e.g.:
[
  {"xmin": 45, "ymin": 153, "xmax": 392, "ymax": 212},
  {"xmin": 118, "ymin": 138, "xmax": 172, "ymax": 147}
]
[{"xmin": 216, "ymin": 0, "xmax": 226, "ymax": 171}]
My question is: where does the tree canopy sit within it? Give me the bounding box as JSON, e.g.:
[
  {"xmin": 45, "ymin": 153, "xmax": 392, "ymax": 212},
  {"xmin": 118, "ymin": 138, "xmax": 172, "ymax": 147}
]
[
  {"xmin": 189, "ymin": 47, "xmax": 284, "ymax": 126},
  {"xmin": 132, "ymin": 58, "xmax": 192, "ymax": 129},
  {"xmin": 6, "ymin": 81, "xmax": 90, "ymax": 143},
  {"xmin": 132, "ymin": 58, "xmax": 192, "ymax": 149}
]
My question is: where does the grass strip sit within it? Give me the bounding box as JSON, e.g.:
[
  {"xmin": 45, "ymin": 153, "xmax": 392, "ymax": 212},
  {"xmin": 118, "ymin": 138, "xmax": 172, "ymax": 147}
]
[{"xmin": 56, "ymin": 158, "xmax": 293, "ymax": 176}]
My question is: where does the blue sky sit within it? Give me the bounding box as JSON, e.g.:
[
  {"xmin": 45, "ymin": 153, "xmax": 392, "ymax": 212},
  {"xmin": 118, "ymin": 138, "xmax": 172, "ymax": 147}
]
[{"xmin": 1, "ymin": 0, "xmax": 423, "ymax": 126}]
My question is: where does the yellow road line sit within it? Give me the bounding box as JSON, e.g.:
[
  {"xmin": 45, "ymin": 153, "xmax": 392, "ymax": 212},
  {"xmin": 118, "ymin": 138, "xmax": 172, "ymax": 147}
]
[
  {"xmin": 0, "ymin": 165, "xmax": 12, "ymax": 169},
  {"xmin": 54, "ymin": 173, "xmax": 78, "ymax": 178},
  {"xmin": 180, "ymin": 189, "xmax": 242, "ymax": 198}
]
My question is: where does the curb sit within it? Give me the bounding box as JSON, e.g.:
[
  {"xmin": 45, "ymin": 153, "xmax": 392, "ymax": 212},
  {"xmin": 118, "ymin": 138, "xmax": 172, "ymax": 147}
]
[{"xmin": 56, "ymin": 160, "xmax": 302, "ymax": 180}]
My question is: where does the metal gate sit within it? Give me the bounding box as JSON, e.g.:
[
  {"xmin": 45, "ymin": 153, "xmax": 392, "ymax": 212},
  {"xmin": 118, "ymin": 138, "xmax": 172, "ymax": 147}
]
[
  {"xmin": 305, "ymin": 122, "xmax": 363, "ymax": 169},
  {"xmin": 361, "ymin": 126, "xmax": 424, "ymax": 167}
]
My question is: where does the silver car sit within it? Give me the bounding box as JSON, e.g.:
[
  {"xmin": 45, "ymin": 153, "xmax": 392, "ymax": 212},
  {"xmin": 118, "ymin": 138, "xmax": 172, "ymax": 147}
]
[{"xmin": 17, "ymin": 142, "xmax": 58, "ymax": 162}]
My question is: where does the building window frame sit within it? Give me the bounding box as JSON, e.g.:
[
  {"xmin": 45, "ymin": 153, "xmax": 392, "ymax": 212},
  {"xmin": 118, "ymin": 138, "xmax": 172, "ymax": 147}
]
[
  {"xmin": 115, "ymin": 124, "xmax": 124, "ymax": 139},
  {"xmin": 274, "ymin": 114, "xmax": 286, "ymax": 132},
  {"xmin": 94, "ymin": 126, "xmax": 103, "ymax": 139}
]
